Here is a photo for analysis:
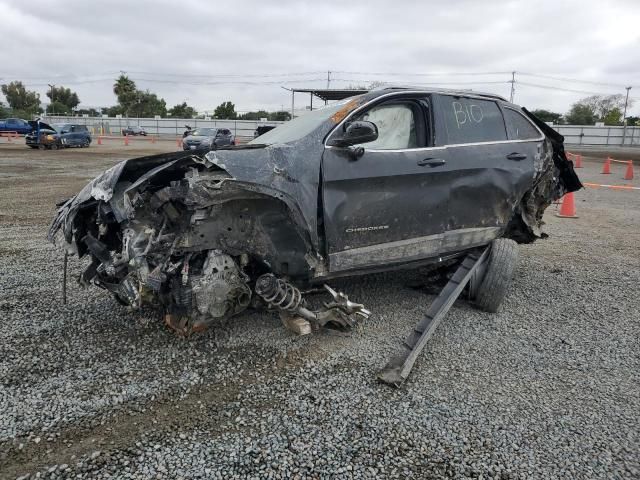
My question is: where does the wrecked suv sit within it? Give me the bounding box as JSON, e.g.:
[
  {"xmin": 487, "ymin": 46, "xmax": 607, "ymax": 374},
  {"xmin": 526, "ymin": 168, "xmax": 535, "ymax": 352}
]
[{"xmin": 49, "ymin": 88, "xmax": 581, "ymax": 335}]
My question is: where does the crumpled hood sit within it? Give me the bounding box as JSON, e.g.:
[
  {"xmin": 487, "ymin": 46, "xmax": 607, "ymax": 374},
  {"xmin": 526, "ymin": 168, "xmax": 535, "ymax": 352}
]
[
  {"xmin": 48, "ymin": 137, "xmax": 327, "ymax": 250},
  {"xmin": 48, "ymin": 151, "xmax": 198, "ymax": 245}
]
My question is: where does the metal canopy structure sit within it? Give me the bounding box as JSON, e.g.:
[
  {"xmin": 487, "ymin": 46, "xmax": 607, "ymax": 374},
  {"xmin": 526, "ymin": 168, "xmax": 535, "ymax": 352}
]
[
  {"xmin": 283, "ymin": 87, "xmax": 369, "ymax": 118},
  {"xmin": 292, "ymin": 88, "xmax": 369, "ymax": 102}
]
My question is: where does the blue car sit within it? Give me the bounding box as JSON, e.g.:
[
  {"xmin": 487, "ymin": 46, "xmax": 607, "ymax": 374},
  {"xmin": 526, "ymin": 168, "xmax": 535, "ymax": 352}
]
[
  {"xmin": 25, "ymin": 122, "xmax": 92, "ymax": 149},
  {"xmin": 0, "ymin": 117, "xmax": 33, "ymax": 135}
]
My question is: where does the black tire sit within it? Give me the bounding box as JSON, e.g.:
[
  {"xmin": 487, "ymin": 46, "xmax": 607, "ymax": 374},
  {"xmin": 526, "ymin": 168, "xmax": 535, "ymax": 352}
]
[
  {"xmin": 50, "ymin": 143, "xmax": 58, "ymax": 150},
  {"xmin": 472, "ymin": 238, "xmax": 518, "ymax": 313}
]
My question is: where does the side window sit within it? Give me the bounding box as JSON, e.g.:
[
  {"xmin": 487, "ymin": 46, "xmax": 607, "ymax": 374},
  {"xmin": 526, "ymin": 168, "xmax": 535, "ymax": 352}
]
[
  {"xmin": 503, "ymin": 109, "xmax": 541, "ymax": 140},
  {"xmin": 353, "ymin": 102, "xmax": 420, "ymax": 150},
  {"xmin": 441, "ymin": 97, "xmax": 507, "ymax": 144},
  {"xmin": 7, "ymin": 119, "xmax": 17, "ymax": 125}
]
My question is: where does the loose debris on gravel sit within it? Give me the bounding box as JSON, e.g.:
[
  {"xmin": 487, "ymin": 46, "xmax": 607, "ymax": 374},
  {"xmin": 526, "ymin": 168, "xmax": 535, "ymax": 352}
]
[{"xmin": 1, "ymin": 146, "xmax": 639, "ymax": 479}]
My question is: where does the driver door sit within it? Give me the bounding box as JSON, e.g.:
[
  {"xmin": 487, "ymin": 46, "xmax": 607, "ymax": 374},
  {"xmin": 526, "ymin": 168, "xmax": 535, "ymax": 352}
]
[{"xmin": 321, "ymin": 95, "xmax": 454, "ymax": 272}]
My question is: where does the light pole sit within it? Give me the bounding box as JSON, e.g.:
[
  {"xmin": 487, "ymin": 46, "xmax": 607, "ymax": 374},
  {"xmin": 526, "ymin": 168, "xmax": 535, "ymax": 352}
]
[
  {"xmin": 509, "ymin": 72, "xmax": 516, "ymax": 103},
  {"xmin": 48, "ymin": 84, "xmax": 55, "ymax": 115},
  {"xmin": 281, "ymin": 86, "xmax": 294, "ymax": 120},
  {"xmin": 622, "ymin": 86, "xmax": 632, "ymax": 145}
]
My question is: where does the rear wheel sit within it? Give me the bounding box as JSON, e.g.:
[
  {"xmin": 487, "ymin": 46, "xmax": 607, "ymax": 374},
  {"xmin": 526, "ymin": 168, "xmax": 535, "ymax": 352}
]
[
  {"xmin": 50, "ymin": 143, "xmax": 58, "ymax": 150},
  {"xmin": 471, "ymin": 238, "xmax": 518, "ymax": 313}
]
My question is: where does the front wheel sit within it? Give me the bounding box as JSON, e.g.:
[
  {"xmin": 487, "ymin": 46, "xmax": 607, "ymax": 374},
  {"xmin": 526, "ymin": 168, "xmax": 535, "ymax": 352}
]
[{"xmin": 470, "ymin": 238, "xmax": 518, "ymax": 313}]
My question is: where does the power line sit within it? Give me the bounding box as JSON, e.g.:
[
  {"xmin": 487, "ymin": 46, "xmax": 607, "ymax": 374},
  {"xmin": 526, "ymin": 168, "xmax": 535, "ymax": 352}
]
[
  {"xmin": 125, "ymin": 70, "xmax": 327, "ymax": 79},
  {"xmin": 333, "ymin": 70, "xmax": 511, "ymax": 77},
  {"xmin": 516, "ymin": 80, "xmax": 627, "ymax": 97},
  {"xmin": 330, "ymin": 78, "xmax": 509, "ymax": 86},
  {"xmin": 517, "ymin": 72, "xmax": 635, "ymax": 90}
]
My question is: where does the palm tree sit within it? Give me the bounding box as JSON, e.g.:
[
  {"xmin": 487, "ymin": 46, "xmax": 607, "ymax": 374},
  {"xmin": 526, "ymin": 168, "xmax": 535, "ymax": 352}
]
[{"xmin": 113, "ymin": 75, "xmax": 137, "ymax": 116}]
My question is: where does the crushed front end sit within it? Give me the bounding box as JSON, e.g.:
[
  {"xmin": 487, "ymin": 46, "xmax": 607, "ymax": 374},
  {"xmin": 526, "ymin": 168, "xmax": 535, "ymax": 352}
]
[{"xmin": 48, "ymin": 150, "xmax": 368, "ymax": 335}]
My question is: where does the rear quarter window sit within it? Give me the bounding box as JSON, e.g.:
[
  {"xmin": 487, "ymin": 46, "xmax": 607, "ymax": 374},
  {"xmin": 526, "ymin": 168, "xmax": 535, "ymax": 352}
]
[
  {"xmin": 503, "ymin": 109, "xmax": 541, "ymax": 140},
  {"xmin": 441, "ymin": 96, "xmax": 507, "ymax": 144}
]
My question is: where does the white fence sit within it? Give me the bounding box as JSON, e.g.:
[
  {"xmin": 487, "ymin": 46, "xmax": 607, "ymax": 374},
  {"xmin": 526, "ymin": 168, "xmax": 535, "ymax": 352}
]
[
  {"xmin": 40, "ymin": 115, "xmax": 285, "ymax": 140},
  {"xmin": 554, "ymin": 125, "xmax": 640, "ymax": 146},
  {"xmin": 39, "ymin": 115, "xmax": 640, "ymax": 146}
]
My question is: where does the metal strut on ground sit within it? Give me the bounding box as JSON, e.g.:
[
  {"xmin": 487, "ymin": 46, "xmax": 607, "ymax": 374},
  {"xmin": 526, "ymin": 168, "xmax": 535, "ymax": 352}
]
[{"xmin": 378, "ymin": 247, "xmax": 490, "ymax": 387}]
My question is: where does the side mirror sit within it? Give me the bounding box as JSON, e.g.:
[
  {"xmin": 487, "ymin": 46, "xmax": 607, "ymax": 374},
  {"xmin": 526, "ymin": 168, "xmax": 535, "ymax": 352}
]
[{"xmin": 328, "ymin": 120, "xmax": 378, "ymax": 148}]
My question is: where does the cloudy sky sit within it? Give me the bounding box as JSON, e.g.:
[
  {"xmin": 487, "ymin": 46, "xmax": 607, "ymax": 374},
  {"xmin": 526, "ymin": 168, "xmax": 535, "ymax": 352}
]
[{"xmin": 1, "ymin": 0, "xmax": 639, "ymax": 115}]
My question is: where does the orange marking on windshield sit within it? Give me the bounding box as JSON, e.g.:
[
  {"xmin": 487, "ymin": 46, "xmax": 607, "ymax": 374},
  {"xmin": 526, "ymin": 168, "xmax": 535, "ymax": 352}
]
[{"xmin": 331, "ymin": 99, "xmax": 360, "ymax": 124}]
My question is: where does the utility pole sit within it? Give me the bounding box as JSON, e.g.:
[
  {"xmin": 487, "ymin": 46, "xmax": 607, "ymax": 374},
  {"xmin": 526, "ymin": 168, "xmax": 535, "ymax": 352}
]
[
  {"xmin": 509, "ymin": 71, "xmax": 515, "ymax": 103},
  {"xmin": 281, "ymin": 86, "xmax": 294, "ymax": 120},
  {"xmin": 622, "ymin": 86, "xmax": 632, "ymax": 145},
  {"xmin": 48, "ymin": 84, "xmax": 55, "ymax": 115},
  {"xmin": 327, "ymin": 70, "xmax": 331, "ymax": 90}
]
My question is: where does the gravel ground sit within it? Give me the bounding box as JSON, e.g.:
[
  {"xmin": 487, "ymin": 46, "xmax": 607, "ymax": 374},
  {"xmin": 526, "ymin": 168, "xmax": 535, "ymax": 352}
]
[{"xmin": 1, "ymin": 144, "xmax": 639, "ymax": 479}]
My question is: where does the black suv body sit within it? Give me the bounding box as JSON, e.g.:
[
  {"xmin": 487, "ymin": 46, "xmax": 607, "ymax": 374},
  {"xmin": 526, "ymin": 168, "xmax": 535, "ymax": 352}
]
[{"xmin": 49, "ymin": 88, "xmax": 581, "ymax": 334}]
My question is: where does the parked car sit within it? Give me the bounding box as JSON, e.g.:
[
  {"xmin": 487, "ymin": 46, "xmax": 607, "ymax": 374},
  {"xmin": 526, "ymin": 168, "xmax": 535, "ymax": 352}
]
[
  {"xmin": 49, "ymin": 88, "xmax": 581, "ymax": 336},
  {"xmin": 254, "ymin": 125, "xmax": 276, "ymax": 138},
  {"xmin": 122, "ymin": 126, "xmax": 147, "ymax": 136},
  {"xmin": 182, "ymin": 127, "xmax": 234, "ymax": 151},
  {"xmin": 0, "ymin": 118, "xmax": 33, "ymax": 135},
  {"xmin": 26, "ymin": 122, "xmax": 91, "ymax": 149}
]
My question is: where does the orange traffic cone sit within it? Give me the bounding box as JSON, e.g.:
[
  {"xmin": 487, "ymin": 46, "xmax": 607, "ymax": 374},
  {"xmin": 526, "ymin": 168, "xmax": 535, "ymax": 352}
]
[
  {"xmin": 176, "ymin": 137, "xmax": 181, "ymax": 147},
  {"xmin": 574, "ymin": 154, "xmax": 583, "ymax": 168},
  {"xmin": 624, "ymin": 161, "xmax": 634, "ymax": 180},
  {"xmin": 124, "ymin": 135, "xmax": 130, "ymax": 146},
  {"xmin": 97, "ymin": 136, "xmax": 102, "ymax": 145},
  {"xmin": 151, "ymin": 136, "xmax": 156, "ymax": 144},
  {"xmin": 602, "ymin": 157, "xmax": 611, "ymax": 174},
  {"xmin": 556, "ymin": 192, "xmax": 578, "ymax": 218}
]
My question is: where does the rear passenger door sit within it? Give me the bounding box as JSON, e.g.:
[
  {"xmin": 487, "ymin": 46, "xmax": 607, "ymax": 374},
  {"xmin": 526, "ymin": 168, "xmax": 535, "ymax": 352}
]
[{"xmin": 434, "ymin": 95, "xmax": 540, "ymax": 239}]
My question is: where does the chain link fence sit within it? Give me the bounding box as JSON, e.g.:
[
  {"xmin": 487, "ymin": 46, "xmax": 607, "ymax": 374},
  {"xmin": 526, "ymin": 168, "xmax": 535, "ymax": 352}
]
[
  {"xmin": 40, "ymin": 116, "xmax": 285, "ymax": 141},
  {"xmin": 554, "ymin": 125, "xmax": 640, "ymax": 146},
  {"xmin": 39, "ymin": 115, "xmax": 640, "ymax": 146}
]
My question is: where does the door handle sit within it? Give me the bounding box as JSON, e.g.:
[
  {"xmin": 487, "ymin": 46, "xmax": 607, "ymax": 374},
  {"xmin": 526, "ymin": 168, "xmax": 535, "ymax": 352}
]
[
  {"xmin": 417, "ymin": 158, "xmax": 446, "ymax": 167},
  {"xmin": 506, "ymin": 152, "xmax": 527, "ymax": 161}
]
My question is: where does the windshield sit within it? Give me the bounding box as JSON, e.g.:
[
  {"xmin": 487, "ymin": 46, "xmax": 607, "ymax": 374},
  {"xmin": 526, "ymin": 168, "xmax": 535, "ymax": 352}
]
[
  {"xmin": 52, "ymin": 123, "xmax": 69, "ymax": 132},
  {"xmin": 248, "ymin": 101, "xmax": 354, "ymax": 145},
  {"xmin": 192, "ymin": 128, "xmax": 217, "ymax": 136}
]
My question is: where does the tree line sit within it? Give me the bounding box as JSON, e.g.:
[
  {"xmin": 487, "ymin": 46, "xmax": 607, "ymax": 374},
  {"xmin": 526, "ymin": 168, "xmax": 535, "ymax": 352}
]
[
  {"xmin": 0, "ymin": 75, "xmax": 291, "ymax": 121},
  {"xmin": 0, "ymin": 75, "xmax": 635, "ymax": 125},
  {"xmin": 531, "ymin": 94, "xmax": 636, "ymax": 126}
]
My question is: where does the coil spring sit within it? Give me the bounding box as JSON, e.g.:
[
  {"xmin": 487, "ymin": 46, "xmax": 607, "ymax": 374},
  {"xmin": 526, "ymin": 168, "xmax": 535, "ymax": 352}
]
[{"xmin": 255, "ymin": 274, "xmax": 303, "ymax": 312}]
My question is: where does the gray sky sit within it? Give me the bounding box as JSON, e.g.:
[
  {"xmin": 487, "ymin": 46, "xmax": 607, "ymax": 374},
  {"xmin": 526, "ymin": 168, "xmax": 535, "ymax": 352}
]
[{"xmin": 1, "ymin": 0, "xmax": 639, "ymax": 115}]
